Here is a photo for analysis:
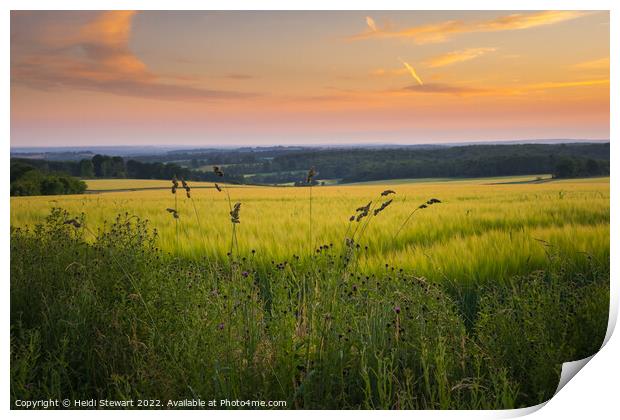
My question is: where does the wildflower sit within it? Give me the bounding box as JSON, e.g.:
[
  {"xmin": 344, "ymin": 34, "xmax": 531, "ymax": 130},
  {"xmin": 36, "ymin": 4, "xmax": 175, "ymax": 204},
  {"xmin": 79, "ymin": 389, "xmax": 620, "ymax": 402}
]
[
  {"xmin": 242, "ymin": 271, "xmax": 249, "ymax": 278},
  {"xmin": 418, "ymin": 204, "xmax": 428, "ymax": 209},
  {"xmin": 381, "ymin": 190, "xmax": 396, "ymax": 196},
  {"xmin": 394, "ymin": 306, "xmax": 401, "ymax": 314},
  {"xmin": 217, "ymin": 322, "xmax": 225, "ymax": 330},
  {"xmin": 215, "ymin": 183, "xmax": 222, "ymax": 192},
  {"xmin": 171, "ymin": 176, "xmax": 179, "ymax": 194}
]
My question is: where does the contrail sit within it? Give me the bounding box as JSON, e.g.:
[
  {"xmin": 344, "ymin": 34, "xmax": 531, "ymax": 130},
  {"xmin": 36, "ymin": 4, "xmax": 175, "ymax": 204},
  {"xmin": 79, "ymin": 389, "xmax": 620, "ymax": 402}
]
[
  {"xmin": 366, "ymin": 16, "xmax": 378, "ymax": 32},
  {"xmin": 398, "ymin": 57, "xmax": 423, "ymax": 86}
]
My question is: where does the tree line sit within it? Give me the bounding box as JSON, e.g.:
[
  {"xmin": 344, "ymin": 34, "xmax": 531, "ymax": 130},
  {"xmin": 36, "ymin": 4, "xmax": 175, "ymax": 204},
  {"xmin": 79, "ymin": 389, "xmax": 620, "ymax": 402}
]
[
  {"xmin": 221, "ymin": 143, "xmax": 609, "ymax": 183},
  {"xmin": 10, "ymin": 143, "xmax": 610, "ymax": 196},
  {"xmin": 10, "ymin": 154, "xmax": 244, "ymax": 196}
]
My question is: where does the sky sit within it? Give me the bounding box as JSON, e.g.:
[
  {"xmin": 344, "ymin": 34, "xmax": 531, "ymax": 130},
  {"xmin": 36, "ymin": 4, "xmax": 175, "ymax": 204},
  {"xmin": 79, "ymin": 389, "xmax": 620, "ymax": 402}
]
[{"xmin": 10, "ymin": 10, "xmax": 610, "ymax": 147}]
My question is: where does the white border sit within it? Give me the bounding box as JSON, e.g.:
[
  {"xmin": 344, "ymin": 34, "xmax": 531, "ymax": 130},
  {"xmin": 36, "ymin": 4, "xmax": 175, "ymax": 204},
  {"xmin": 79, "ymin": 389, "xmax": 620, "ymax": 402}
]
[{"xmin": 3, "ymin": 1, "xmax": 617, "ymax": 419}]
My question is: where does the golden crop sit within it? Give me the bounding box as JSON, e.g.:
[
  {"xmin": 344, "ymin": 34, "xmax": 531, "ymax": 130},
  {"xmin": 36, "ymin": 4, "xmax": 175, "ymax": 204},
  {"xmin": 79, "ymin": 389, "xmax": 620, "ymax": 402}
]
[{"xmin": 10, "ymin": 176, "xmax": 609, "ymax": 285}]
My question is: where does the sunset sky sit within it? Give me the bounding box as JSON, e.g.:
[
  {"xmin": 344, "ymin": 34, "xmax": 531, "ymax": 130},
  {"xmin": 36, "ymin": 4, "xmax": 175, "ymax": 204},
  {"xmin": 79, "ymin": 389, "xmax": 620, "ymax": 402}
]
[{"xmin": 10, "ymin": 10, "xmax": 610, "ymax": 147}]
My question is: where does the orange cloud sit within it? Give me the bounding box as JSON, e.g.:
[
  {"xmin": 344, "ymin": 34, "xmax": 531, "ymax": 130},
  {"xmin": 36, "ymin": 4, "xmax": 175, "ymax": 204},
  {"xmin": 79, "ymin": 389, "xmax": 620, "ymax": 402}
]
[
  {"xmin": 571, "ymin": 57, "xmax": 610, "ymax": 70},
  {"xmin": 11, "ymin": 11, "xmax": 256, "ymax": 101},
  {"xmin": 401, "ymin": 83, "xmax": 487, "ymax": 96},
  {"xmin": 423, "ymin": 47, "xmax": 497, "ymax": 68},
  {"xmin": 350, "ymin": 11, "xmax": 588, "ymax": 44},
  {"xmin": 394, "ymin": 78, "xmax": 608, "ymax": 97},
  {"xmin": 526, "ymin": 79, "xmax": 609, "ymax": 90},
  {"xmin": 369, "ymin": 68, "xmax": 407, "ymax": 77}
]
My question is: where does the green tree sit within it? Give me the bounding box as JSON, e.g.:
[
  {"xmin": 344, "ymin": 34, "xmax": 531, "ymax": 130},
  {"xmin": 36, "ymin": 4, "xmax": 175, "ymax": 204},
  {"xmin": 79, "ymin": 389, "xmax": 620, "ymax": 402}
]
[
  {"xmin": 92, "ymin": 154, "xmax": 105, "ymax": 177},
  {"xmin": 79, "ymin": 159, "xmax": 95, "ymax": 178},
  {"xmin": 554, "ymin": 158, "xmax": 576, "ymax": 178}
]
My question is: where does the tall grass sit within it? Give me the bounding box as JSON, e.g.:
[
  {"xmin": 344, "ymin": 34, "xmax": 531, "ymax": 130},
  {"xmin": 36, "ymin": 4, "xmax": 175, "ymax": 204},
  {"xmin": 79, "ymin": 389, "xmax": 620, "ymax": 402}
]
[
  {"xmin": 10, "ymin": 177, "xmax": 609, "ymax": 409},
  {"xmin": 10, "ymin": 185, "xmax": 609, "ymax": 409}
]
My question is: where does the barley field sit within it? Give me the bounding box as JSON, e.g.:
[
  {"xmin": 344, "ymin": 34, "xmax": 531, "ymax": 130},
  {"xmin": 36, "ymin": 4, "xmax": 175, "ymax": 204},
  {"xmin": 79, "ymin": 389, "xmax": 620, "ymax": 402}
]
[
  {"xmin": 10, "ymin": 176, "xmax": 610, "ymax": 282},
  {"xmin": 10, "ymin": 176, "xmax": 610, "ymax": 409}
]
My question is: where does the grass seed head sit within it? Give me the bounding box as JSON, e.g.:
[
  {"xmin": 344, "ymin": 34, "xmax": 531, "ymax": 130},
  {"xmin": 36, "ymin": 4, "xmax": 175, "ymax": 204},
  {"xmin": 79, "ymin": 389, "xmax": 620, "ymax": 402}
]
[
  {"xmin": 166, "ymin": 208, "xmax": 180, "ymax": 219},
  {"xmin": 230, "ymin": 202, "xmax": 241, "ymax": 224},
  {"xmin": 306, "ymin": 167, "xmax": 317, "ymax": 183},
  {"xmin": 374, "ymin": 199, "xmax": 393, "ymax": 216},
  {"xmin": 356, "ymin": 201, "xmax": 372, "ymax": 213},
  {"xmin": 181, "ymin": 178, "xmax": 191, "ymax": 198}
]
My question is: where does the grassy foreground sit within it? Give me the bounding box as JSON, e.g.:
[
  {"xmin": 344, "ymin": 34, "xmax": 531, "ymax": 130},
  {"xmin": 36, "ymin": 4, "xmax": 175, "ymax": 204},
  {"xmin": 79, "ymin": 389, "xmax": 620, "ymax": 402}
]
[{"xmin": 10, "ymin": 177, "xmax": 610, "ymax": 409}]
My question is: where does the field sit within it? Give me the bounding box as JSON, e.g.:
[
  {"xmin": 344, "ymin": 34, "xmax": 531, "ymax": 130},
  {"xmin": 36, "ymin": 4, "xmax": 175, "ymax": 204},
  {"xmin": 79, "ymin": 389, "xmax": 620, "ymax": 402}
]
[
  {"xmin": 10, "ymin": 176, "xmax": 610, "ymax": 409},
  {"xmin": 11, "ymin": 176, "xmax": 610, "ymax": 280}
]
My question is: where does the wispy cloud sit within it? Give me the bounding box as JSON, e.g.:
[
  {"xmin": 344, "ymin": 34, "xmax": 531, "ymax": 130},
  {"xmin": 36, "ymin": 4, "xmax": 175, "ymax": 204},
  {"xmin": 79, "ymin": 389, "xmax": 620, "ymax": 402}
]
[
  {"xmin": 350, "ymin": 11, "xmax": 589, "ymax": 44},
  {"xmin": 398, "ymin": 58, "xmax": 423, "ymax": 85},
  {"xmin": 224, "ymin": 73, "xmax": 254, "ymax": 80},
  {"xmin": 369, "ymin": 68, "xmax": 408, "ymax": 77},
  {"xmin": 423, "ymin": 47, "xmax": 497, "ymax": 68},
  {"xmin": 366, "ymin": 16, "xmax": 378, "ymax": 32},
  {"xmin": 570, "ymin": 57, "xmax": 609, "ymax": 71},
  {"xmin": 397, "ymin": 78, "xmax": 609, "ymax": 97},
  {"xmin": 11, "ymin": 11, "xmax": 256, "ymax": 102},
  {"xmin": 401, "ymin": 83, "xmax": 487, "ymax": 96},
  {"xmin": 526, "ymin": 79, "xmax": 609, "ymax": 90}
]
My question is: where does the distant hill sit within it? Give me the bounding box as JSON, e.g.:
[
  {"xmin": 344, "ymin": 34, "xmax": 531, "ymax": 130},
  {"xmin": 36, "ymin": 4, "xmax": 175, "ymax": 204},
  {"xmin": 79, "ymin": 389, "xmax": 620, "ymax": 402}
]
[{"xmin": 10, "ymin": 142, "xmax": 609, "ymax": 186}]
